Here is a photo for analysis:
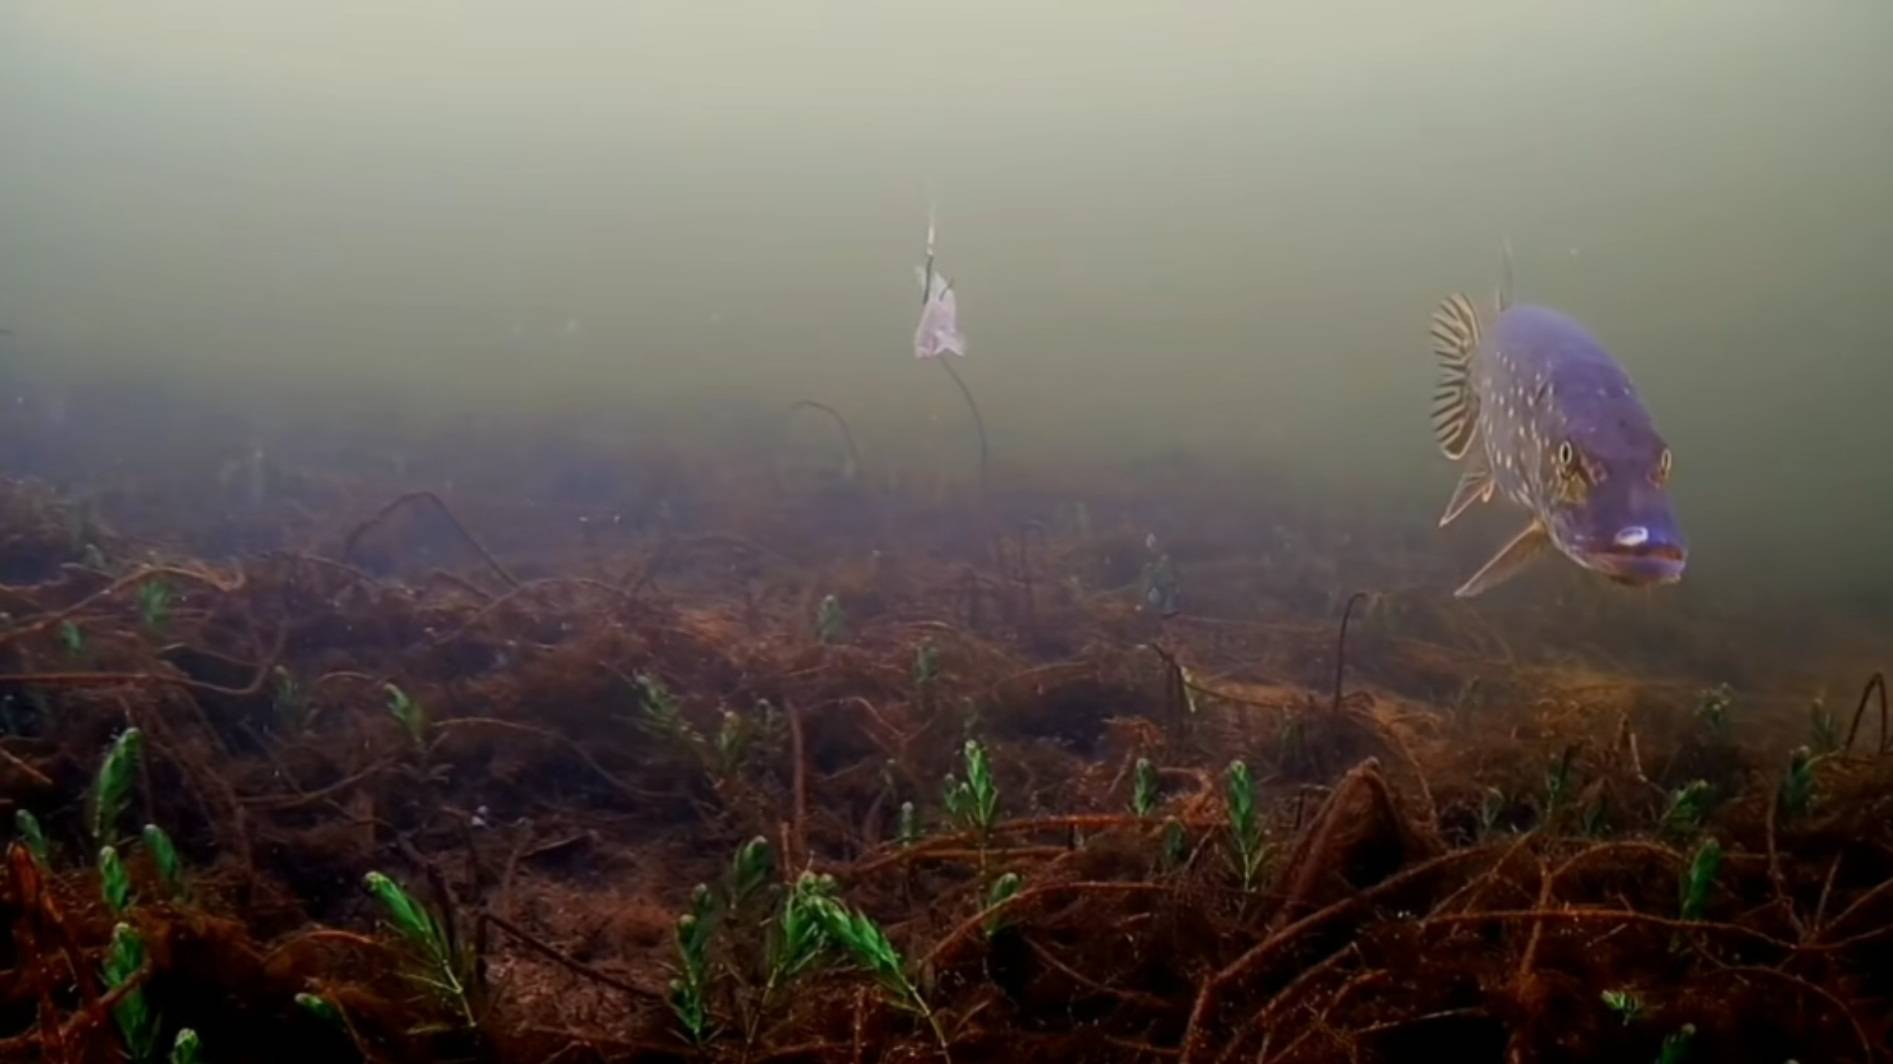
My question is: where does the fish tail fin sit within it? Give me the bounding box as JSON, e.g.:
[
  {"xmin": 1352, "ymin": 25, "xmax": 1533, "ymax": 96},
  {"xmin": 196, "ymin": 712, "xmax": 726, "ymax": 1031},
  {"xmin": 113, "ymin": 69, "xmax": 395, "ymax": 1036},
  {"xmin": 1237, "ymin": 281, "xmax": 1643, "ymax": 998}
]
[{"xmin": 1429, "ymin": 293, "xmax": 1482, "ymax": 460}]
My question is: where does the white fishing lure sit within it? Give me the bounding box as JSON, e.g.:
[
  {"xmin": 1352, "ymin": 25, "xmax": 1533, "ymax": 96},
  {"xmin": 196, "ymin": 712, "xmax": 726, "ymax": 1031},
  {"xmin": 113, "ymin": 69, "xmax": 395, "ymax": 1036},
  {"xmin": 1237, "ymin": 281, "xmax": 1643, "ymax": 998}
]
[{"xmin": 913, "ymin": 217, "xmax": 965, "ymax": 359}]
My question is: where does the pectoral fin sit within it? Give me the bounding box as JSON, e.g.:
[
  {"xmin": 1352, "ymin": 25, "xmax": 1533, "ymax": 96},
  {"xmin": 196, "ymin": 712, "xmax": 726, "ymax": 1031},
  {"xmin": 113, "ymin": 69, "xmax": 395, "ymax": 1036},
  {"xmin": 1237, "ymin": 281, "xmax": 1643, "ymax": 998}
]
[
  {"xmin": 1453, "ymin": 520, "xmax": 1549, "ymax": 598},
  {"xmin": 1438, "ymin": 452, "xmax": 1494, "ymax": 528}
]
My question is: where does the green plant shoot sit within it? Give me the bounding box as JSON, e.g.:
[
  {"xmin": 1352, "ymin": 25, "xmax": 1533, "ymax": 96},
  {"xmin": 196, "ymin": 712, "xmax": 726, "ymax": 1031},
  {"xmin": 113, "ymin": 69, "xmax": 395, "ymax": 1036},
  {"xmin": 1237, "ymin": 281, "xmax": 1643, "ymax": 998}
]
[
  {"xmin": 1660, "ymin": 780, "xmax": 1712, "ymax": 838},
  {"xmin": 667, "ymin": 884, "xmax": 717, "ymax": 1044},
  {"xmin": 143, "ymin": 823, "xmax": 185, "ymax": 899},
  {"xmin": 808, "ymin": 896, "xmax": 948, "ymax": 1056},
  {"xmin": 1693, "ymin": 683, "xmax": 1733, "ymax": 734},
  {"xmin": 1132, "ymin": 757, "xmax": 1158, "ymax": 817},
  {"xmin": 102, "ymin": 922, "xmax": 160, "ymax": 1062},
  {"xmin": 169, "ymin": 1029, "xmax": 204, "ymax": 1064},
  {"xmin": 1679, "ymin": 838, "xmax": 1721, "ymax": 920},
  {"xmin": 59, "ymin": 620, "xmax": 85, "ymax": 657},
  {"xmin": 1543, "ymin": 745, "xmax": 1575, "ymax": 818},
  {"xmin": 913, "ymin": 640, "xmax": 940, "ymax": 687},
  {"xmin": 383, "ymin": 684, "xmax": 427, "ymax": 747},
  {"xmin": 295, "ymin": 991, "xmax": 345, "ymax": 1028},
  {"xmin": 91, "ymin": 727, "xmax": 143, "ymax": 844},
  {"xmin": 897, "ymin": 801, "xmax": 918, "ymax": 847},
  {"xmin": 942, "ymin": 739, "xmax": 999, "ymax": 842},
  {"xmin": 362, "ymin": 870, "xmax": 474, "ymax": 1026},
  {"xmin": 815, "ymin": 594, "xmax": 847, "ymax": 644},
  {"xmin": 1657, "ymin": 1023, "xmax": 1695, "ymax": 1064},
  {"xmin": 15, "ymin": 809, "xmax": 50, "ymax": 867},
  {"xmin": 1778, "ymin": 746, "xmax": 1816, "ymax": 820},
  {"xmin": 1808, "ymin": 697, "xmax": 1839, "ymax": 755},
  {"xmin": 1224, "ymin": 760, "xmax": 1268, "ymax": 891},
  {"xmin": 1601, "ymin": 988, "xmax": 1642, "ymax": 1025},
  {"xmin": 1160, "ymin": 817, "xmax": 1188, "ymax": 871},
  {"xmin": 99, "ymin": 845, "xmax": 133, "ymax": 914},
  {"xmin": 137, "ymin": 579, "xmax": 174, "ymax": 633},
  {"xmin": 984, "ymin": 872, "xmax": 1022, "ymax": 937},
  {"xmin": 728, "ymin": 836, "xmax": 771, "ymax": 909}
]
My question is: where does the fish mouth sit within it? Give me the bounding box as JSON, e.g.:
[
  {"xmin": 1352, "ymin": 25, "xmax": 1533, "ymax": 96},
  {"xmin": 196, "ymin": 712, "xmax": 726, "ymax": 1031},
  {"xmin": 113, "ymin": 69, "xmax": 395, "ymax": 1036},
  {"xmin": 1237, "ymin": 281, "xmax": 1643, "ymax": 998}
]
[{"xmin": 1577, "ymin": 542, "xmax": 1687, "ymax": 586}]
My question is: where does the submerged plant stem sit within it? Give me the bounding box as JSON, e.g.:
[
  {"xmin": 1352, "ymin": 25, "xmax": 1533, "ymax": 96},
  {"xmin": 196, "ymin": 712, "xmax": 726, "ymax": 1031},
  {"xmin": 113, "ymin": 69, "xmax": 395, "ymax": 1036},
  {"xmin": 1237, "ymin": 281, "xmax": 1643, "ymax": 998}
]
[{"xmin": 936, "ymin": 358, "xmax": 989, "ymax": 499}]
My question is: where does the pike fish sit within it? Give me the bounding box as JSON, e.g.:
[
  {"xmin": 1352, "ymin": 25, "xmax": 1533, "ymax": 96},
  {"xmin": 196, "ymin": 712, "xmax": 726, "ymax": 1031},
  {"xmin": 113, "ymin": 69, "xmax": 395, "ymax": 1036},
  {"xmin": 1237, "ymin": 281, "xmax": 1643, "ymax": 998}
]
[{"xmin": 1430, "ymin": 266, "xmax": 1686, "ymax": 598}]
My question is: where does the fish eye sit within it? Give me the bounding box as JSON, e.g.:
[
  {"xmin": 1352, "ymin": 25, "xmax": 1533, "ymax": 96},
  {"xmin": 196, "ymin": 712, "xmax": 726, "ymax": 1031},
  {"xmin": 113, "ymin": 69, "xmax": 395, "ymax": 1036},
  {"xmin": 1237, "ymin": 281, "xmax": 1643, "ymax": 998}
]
[{"xmin": 1556, "ymin": 441, "xmax": 1575, "ymax": 468}]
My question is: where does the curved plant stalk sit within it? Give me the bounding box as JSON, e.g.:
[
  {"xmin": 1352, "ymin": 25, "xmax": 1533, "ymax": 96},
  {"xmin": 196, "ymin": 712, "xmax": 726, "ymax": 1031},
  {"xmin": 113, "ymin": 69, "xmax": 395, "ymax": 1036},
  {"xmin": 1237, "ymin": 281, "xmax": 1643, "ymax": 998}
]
[
  {"xmin": 787, "ymin": 401, "xmax": 863, "ymax": 483},
  {"xmin": 363, "ymin": 871, "xmax": 475, "ymax": 1028},
  {"xmin": 935, "ymin": 358, "xmax": 988, "ymax": 498}
]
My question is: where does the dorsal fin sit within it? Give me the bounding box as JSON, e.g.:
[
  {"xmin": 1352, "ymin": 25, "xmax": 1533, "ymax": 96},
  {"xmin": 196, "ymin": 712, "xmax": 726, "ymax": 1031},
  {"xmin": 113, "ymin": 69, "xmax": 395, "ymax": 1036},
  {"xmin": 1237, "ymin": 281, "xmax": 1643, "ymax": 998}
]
[
  {"xmin": 1429, "ymin": 293, "xmax": 1482, "ymax": 460},
  {"xmin": 1495, "ymin": 236, "xmax": 1515, "ymax": 313}
]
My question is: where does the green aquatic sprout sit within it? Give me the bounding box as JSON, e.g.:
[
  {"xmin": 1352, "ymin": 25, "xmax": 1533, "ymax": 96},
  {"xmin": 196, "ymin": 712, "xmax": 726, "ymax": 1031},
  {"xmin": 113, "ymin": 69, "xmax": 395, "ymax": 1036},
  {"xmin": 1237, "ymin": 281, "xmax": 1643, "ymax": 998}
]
[
  {"xmin": 1601, "ymin": 988, "xmax": 1642, "ymax": 1025},
  {"xmin": 1679, "ymin": 838, "xmax": 1722, "ymax": 921},
  {"xmin": 1808, "ymin": 696, "xmax": 1839, "ymax": 755},
  {"xmin": 137, "ymin": 579, "xmax": 174, "ymax": 633},
  {"xmin": 169, "ymin": 1029, "xmax": 204, "ymax": 1064},
  {"xmin": 984, "ymin": 872, "xmax": 1023, "ymax": 938},
  {"xmin": 1131, "ymin": 757, "xmax": 1159, "ymax": 818},
  {"xmin": 58, "ymin": 620, "xmax": 85, "ymax": 657},
  {"xmin": 667, "ymin": 884, "xmax": 717, "ymax": 1044},
  {"xmin": 815, "ymin": 594, "xmax": 847, "ymax": 644},
  {"xmin": 383, "ymin": 683, "xmax": 427, "ymax": 747},
  {"xmin": 295, "ymin": 991, "xmax": 345, "ymax": 1028},
  {"xmin": 1140, "ymin": 549, "xmax": 1179, "ymax": 614},
  {"xmin": 728, "ymin": 836, "xmax": 772, "ymax": 909},
  {"xmin": 808, "ymin": 896, "xmax": 948, "ymax": 1057},
  {"xmin": 1693, "ymin": 683, "xmax": 1733, "ymax": 735},
  {"xmin": 102, "ymin": 922, "xmax": 160, "ymax": 1062},
  {"xmin": 1224, "ymin": 760, "xmax": 1269, "ymax": 891},
  {"xmin": 713, "ymin": 708, "xmax": 754, "ymax": 777},
  {"xmin": 81, "ymin": 542, "xmax": 109, "ymax": 570},
  {"xmin": 1660, "ymin": 780, "xmax": 1713, "ymax": 838},
  {"xmin": 1478, "ymin": 786, "xmax": 1508, "ymax": 838},
  {"xmin": 1160, "ymin": 817, "xmax": 1189, "ymax": 872},
  {"xmin": 143, "ymin": 824, "xmax": 185, "ymax": 899},
  {"xmin": 15, "ymin": 809, "xmax": 50, "ymax": 868},
  {"xmin": 1778, "ymin": 746, "xmax": 1817, "ymax": 820},
  {"xmin": 1657, "ymin": 1023, "xmax": 1695, "ymax": 1064},
  {"xmin": 91, "ymin": 727, "xmax": 144, "ymax": 844},
  {"xmin": 913, "ymin": 639, "xmax": 940, "ymax": 688},
  {"xmin": 362, "ymin": 870, "xmax": 474, "ymax": 1027},
  {"xmin": 1580, "ymin": 794, "xmax": 1611, "ymax": 839},
  {"xmin": 942, "ymin": 739, "xmax": 999, "ymax": 842},
  {"xmin": 896, "ymin": 801, "xmax": 919, "ymax": 847},
  {"xmin": 99, "ymin": 845, "xmax": 133, "ymax": 914},
  {"xmin": 1542, "ymin": 745, "xmax": 1576, "ymax": 820}
]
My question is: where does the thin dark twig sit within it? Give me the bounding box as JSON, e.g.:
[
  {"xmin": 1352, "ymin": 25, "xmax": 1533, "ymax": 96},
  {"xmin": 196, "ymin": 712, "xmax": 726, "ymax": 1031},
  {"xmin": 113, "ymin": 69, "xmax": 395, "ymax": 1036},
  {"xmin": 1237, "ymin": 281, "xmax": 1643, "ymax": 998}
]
[
  {"xmin": 479, "ymin": 911, "xmax": 658, "ymax": 1001},
  {"xmin": 1332, "ymin": 591, "xmax": 1369, "ymax": 714},
  {"xmin": 788, "ymin": 401, "xmax": 864, "ymax": 480},
  {"xmin": 341, "ymin": 490, "xmax": 519, "ymax": 589},
  {"xmin": 937, "ymin": 358, "xmax": 989, "ymax": 498},
  {"xmin": 1842, "ymin": 671, "xmax": 1886, "ymax": 755}
]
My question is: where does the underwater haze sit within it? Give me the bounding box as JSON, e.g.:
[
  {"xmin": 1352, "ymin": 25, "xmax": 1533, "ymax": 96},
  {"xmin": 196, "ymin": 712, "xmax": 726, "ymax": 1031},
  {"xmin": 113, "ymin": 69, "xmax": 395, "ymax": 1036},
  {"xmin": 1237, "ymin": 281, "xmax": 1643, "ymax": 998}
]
[{"xmin": 1, "ymin": 0, "xmax": 1890, "ymax": 616}]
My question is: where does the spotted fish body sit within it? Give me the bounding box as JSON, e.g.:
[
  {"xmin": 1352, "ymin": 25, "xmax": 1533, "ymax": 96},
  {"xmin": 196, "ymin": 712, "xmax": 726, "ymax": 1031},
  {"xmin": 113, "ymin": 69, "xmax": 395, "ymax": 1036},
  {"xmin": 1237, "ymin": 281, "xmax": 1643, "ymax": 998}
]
[{"xmin": 1430, "ymin": 285, "xmax": 1685, "ymax": 598}]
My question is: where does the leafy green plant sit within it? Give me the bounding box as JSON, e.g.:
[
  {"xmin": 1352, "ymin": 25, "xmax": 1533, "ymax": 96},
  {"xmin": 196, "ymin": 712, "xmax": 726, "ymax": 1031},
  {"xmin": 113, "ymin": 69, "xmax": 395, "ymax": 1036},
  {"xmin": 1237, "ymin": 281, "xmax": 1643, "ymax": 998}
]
[
  {"xmin": 91, "ymin": 727, "xmax": 143, "ymax": 844},
  {"xmin": 362, "ymin": 871, "xmax": 474, "ymax": 1027},
  {"xmin": 169, "ymin": 1029, "xmax": 203, "ymax": 1064},
  {"xmin": 815, "ymin": 594, "xmax": 847, "ymax": 644},
  {"xmin": 667, "ymin": 884, "xmax": 717, "ymax": 1044},
  {"xmin": 1601, "ymin": 988, "xmax": 1642, "ymax": 1025},
  {"xmin": 14, "ymin": 809, "xmax": 50, "ymax": 867},
  {"xmin": 143, "ymin": 824, "xmax": 185, "ymax": 899},
  {"xmin": 942, "ymin": 739, "xmax": 1000, "ymax": 843},
  {"xmin": 634, "ymin": 673, "xmax": 703, "ymax": 749},
  {"xmin": 1693, "ymin": 683, "xmax": 1733, "ymax": 735},
  {"xmin": 896, "ymin": 801, "xmax": 919, "ymax": 847},
  {"xmin": 1224, "ymin": 760, "xmax": 1269, "ymax": 891},
  {"xmin": 1131, "ymin": 757, "xmax": 1159, "ymax": 818},
  {"xmin": 1808, "ymin": 697, "xmax": 1839, "ymax": 755},
  {"xmin": 1660, "ymin": 781, "xmax": 1712, "ymax": 838},
  {"xmin": 727, "ymin": 836, "xmax": 772, "ymax": 909},
  {"xmin": 1777, "ymin": 746, "xmax": 1816, "ymax": 820},
  {"xmin": 1657, "ymin": 1023, "xmax": 1695, "ymax": 1064},
  {"xmin": 712, "ymin": 708, "xmax": 755, "ymax": 778},
  {"xmin": 748, "ymin": 872, "xmax": 838, "ymax": 1047},
  {"xmin": 295, "ymin": 991, "xmax": 345, "ymax": 1028},
  {"xmin": 102, "ymin": 922, "xmax": 160, "ymax": 1062},
  {"xmin": 1678, "ymin": 838, "xmax": 1721, "ymax": 921},
  {"xmin": 809, "ymin": 896, "xmax": 949, "ymax": 1057},
  {"xmin": 58, "ymin": 620, "xmax": 85, "ymax": 658},
  {"xmin": 99, "ymin": 845, "xmax": 133, "ymax": 914},
  {"xmin": 984, "ymin": 872, "xmax": 1023, "ymax": 938},
  {"xmin": 383, "ymin": 684, "xmax": 427, "ymax": 747},
  {"xmin": 137, "ymin": 579, "xmax": 174, "ymax": 633}
]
